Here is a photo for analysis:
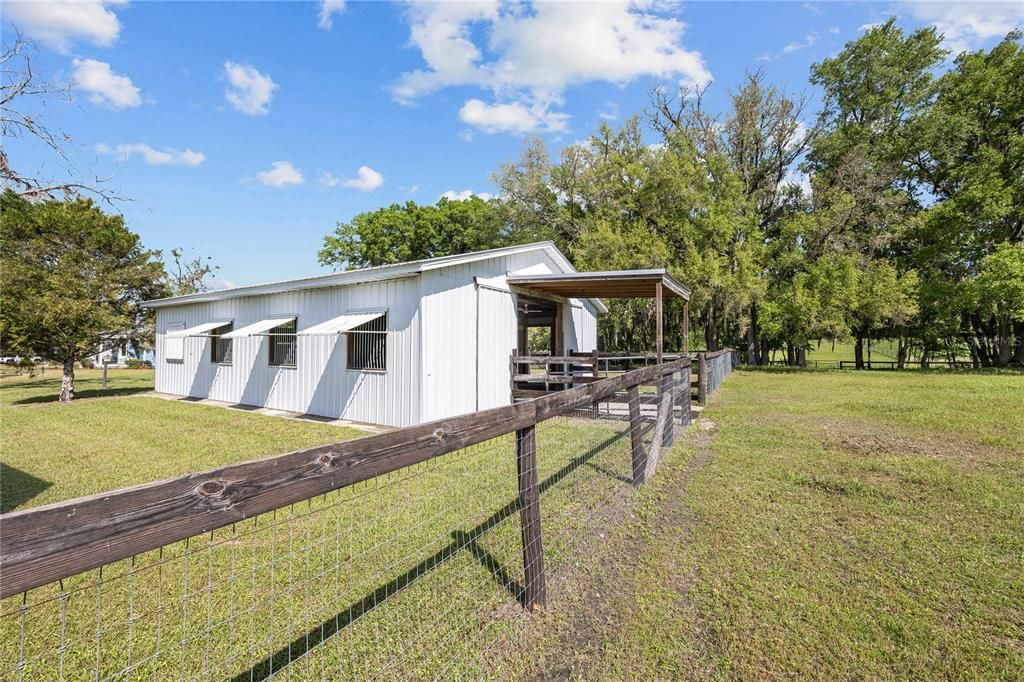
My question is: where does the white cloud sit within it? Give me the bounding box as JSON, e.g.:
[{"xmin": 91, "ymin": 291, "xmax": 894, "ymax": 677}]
[
  {"xmin": 393, "ymin": 1, "xmax": 711, "ymax": 134},
  {"xmin": 598, "ymin": 102, "xmax": 620, "ymax": 121},
  {"xmin": 459, "ymin": 129, "xmax": 474, "ymax": 143},
  {"xmin": 98, "ymin": 142, "xmax": 205, "ymax": 166},
  {"xmin": 860, "ymin": 23, "xmax": 882, "ymax": 32},
  {"xmin": 318, "ymin": 0, "xmax": 345, "ymax": 30},
  {"xmin": 900, "ymin": 2, "xmax": 1024, "ymax": 54},
  {"xmin": 71, "ymin": 58, "xmax": 141, "ymax": 109},
  {"xmin": 441, "ymin": 190, "xmax": 494, "ymax": 201},
  {"xmin": 782, "ymin": 32, "xmax": 819, "ymax": 55},
  {"xmin": 459, "ymin": 99, "xmax": 569, "ymax": 134},
  {"xmin": 321, "ymin": 166, "xmax": 384, "ymax": 192},
  {"xmin": 223, "ymin": 61, "xmax": 277, "ymax": 116},
  {"xmin": 344, "ymin": 166, "xmax": 384, "ymax": 192},
  {"xmin": 256, "ymin": 161, "xmax": 305, "ymax": 187},
  {"xmin": 3, "ymin": 0, "xmax": 125, "ymax": 52}
]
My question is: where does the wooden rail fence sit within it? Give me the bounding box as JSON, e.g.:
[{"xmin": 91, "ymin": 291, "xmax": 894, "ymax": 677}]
[
  {"xmin": 1, "ymin": 357, "xmax": 692, "ymax": 597},
  {"xmin": 1, "ymin": 353, "xmax": 741, "ymax": 678}
]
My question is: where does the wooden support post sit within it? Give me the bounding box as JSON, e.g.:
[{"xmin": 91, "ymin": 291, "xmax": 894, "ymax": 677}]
[
  {"xmin": 681, "ymin": 368, "xmax": 692, "ymax": 426},
  {"xmin": 591, "ymin": 348, "xmax": 600, "ymax": 417},
  {"xmin": 516, "ymin": 424, "xmax": 546, "ymax": 611},
  {"xmin": 102, "ymin": 361, "xmax": 108, "ymax": 388},
  {"xmin": 698, "ymin": 353, "xmax": 708, "ymax": 405},
  {"xmin": 627, "ymin": 385, "xmax": 646, "ymax": 485},
  {"xmin": 510, "ymin": 349, "xmax": 518, "ymax": 403},
  {"xmin": 655, "ymin": 281, "xmax": 664, "ymax": 365},
  {"xmin": 683, "ymin": 301, "xmax": 689, "ymax": 354},
  {"xmin": 661, "ymin": 372, "xmax": 675, "ymax": 448}
]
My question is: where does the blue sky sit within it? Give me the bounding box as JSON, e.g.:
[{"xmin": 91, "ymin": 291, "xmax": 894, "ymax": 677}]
[{"xmin": 3, "ymin": 1, "xmax": 1021, "ymax": 288}]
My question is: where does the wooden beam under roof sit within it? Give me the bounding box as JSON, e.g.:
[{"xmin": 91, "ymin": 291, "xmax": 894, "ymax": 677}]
[{"xmin": 506, "ymin": 269, "xmax": 690, "ymax": 301}]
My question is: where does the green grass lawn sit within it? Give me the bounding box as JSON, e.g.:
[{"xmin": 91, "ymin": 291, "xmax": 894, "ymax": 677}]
[
  {"xmin": 0, "ymin": 369, "xmax": 368, "ymax": 512},
  {"xmin": 0, "ymin": 367, "xmax": 157, "ymax": 406},
  {"xmin": 555, "ymin": 369, "xmax": 1024, "ymax": 679}
]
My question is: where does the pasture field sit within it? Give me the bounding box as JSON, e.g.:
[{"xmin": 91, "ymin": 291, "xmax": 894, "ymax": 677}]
[
  {"xmin": 510, "ymin": 369, "xmax": 1024, "ymax": 679},
  {"xmin": 0, "ymin": 369, "xmax": 366, "ymax": 512}
]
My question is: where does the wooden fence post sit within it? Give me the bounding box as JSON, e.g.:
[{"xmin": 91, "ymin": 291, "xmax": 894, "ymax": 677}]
[
  {"xmin": 698, "ymin": 353, "xmax": 707, "ymax": 405},
  {"xmin": 510, "ymin": 348, "xmax": 519, "ymax": 403},
  {"xmin": 627, "ymin": 384, "xmax": 646, "ymax": 485},
  {"xmin": 681, "ymin": 368, "xmax": 692, "ymax": 426},
  {"xmin": 516, "ymin": 424, "xmax": 546, "ymax": 611},
  {"xmin": 591, "ymin": 348, "xmax": 600, "ymax": 418},
  {"xmin": 661, "ymin": 372, "xmax": 675, "ymax": 448}
]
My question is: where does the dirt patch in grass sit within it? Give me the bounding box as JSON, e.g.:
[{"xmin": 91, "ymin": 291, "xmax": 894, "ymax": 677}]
[
  {"xmin": 496, "ymin": 419, "xmax": 719, "ymax": 680},
  {"xmin": 778, "ymin": 413, "xmax": 1013, "ymax": 465}
]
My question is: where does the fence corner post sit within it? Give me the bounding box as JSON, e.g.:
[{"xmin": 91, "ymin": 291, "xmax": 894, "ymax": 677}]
[
  {"xmin": 516, "ymin": 424, "xmax": 546, "ymax": 611},
  {"xmin": 698, "ymin": 353, "xmax": 707, "ymax": 405},
  {"xmin": 627, "ymin": 384, "xmax": 646, "ymax": 485},
  {"xmin": 661, "ymin": 372, "xmax": 675, "ymax": 448},
  {"xmin": 681, "ymin": 364, "xmax": 692, "ymax": 427}
]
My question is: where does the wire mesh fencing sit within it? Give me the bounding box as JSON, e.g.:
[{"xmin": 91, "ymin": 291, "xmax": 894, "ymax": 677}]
[
  {"xmin": 704, "ymin": 349, "xmax": 735, "ymax": 398},
  {"xmin": 1, "ymin": 359, "xmax": 694, "ymax": 681}
]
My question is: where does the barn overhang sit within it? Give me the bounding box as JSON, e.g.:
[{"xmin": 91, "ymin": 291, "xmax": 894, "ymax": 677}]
[{"xmin": 507, "ymin": 269, "xmax": 691, "ymax": 359}]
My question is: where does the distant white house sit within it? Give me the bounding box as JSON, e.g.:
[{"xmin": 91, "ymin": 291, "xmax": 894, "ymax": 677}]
[
  {"xmin": 142, "ymin": 242, "xmax": 606, "ymax": 427},
  {"xmin": 89, "ymin": 342, "xmax": 154, "ymax": 368}
]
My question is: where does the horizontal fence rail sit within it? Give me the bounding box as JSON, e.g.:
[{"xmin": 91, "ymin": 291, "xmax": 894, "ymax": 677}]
[{"xmin": 0, "ymin": 356, "xmax": 705, "ymax": 680}]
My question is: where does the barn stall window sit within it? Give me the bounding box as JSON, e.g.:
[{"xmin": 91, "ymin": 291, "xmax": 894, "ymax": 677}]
[
  {"xmin": 165, "ymin": 323, "xmax": 185, "ymax": 361},
  {"xmin": 346, "ymin": 313, "xmax": 387, "ymax": 371},
  {"xmin": 210, "ymin": 323, "xmax": 233, "ymax": 364},
  {"xmin": 269, "ymin": 320, "xmax": 297, "ymax": 367}
]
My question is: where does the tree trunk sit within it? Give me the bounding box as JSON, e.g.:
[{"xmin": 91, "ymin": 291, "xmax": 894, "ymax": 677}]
[
  {"xmin": 1013, "ymin": 320, "xmax": 1024, "ymax": 366},
  {"xmin": 970, "ymin": 311, "xmax": 997, "ymax": 367},
  {"xmin": 786, "ymin": 342, "xmax": 796, "ymax": 367},
  {"xmin": 796, "ymin": 346, "xmax": 806, "ymax": 367},
  {"xmin": 996, "ymin": 315, "xmax": 1012, "ymax": 367},
  {"xmin": 746, "ymin": 303, "xmax": 760, "ymax": 365},
  {"xmin": 897, "ymin": 332, "xmax": 908, "ymax": 369},
  {"xmin": 60, "ymin": 358, "xmax": 75, "ymax": 402},
  {"xmin": 854, "ymin": 335, "xmax": 865, "ymax": 370},
  {"xmin": 704, "ymin": 306, "xmax": 719, "ymax": 352}
]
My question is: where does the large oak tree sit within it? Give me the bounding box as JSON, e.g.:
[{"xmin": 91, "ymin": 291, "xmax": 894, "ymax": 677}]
[{"xmin": 0, "ymin": 191, "xmax": 167, "ymax": 401}]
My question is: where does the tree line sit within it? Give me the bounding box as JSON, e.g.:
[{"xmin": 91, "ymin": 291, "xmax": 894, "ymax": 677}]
[{"xmin": 320, "ymin": 21, "xmax": 1024, "ymax": 368}]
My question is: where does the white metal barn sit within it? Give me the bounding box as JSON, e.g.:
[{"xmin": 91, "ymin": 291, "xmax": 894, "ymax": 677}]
[{"xmin": 143, "ymin": 242, "xmax": 606, "ymax": 427}]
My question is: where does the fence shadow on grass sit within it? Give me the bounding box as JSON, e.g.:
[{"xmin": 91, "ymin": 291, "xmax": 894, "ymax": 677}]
[
  {"xmin": 234, "ymin": 428, "xmax": 628, "ymax": 682},
  {"xmin": 0, "ymin": 463, "xmax": 52, "ymax": 513}
]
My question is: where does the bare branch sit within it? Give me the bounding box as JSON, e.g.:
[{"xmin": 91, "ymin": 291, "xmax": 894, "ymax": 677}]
[{"xmin": 0, "ymin": 29, "xmax": 124, "ymax": 205}]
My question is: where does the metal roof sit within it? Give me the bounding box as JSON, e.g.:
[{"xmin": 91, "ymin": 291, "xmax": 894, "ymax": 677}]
[
  {"xmin": 142, "ymin": 242, "xmax": 576, "ymax": 309},
  {"xmin": 507, "ymin": 269, "xmax": 690, "ymax": 301}
]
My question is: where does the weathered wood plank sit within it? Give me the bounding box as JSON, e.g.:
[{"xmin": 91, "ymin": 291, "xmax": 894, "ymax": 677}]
[
  {"xmin": 627, "ymin": 385, "xmax": 646, "ymax": 486},
  {"xmin": 517, "ymin": 424, "xmax": 546, "ymax": 610},
  {"xmin": 698, "ymin": 352, "xmax": 708, "ymax": 405}
]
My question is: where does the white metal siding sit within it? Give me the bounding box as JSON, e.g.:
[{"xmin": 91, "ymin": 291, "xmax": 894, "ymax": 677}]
[
  {"xmin": 419, "ymin": 250, "xmax": 599, "ymax": 421},
  {"xmin": 154, "ymin": 276, "xmax": 421, "ymax": 427},
  {"xmin": 567, "ymin": 299, "xmax": 598, "ymax": 353},
  {"xmin": 152, "ymin": 248, "xmax": 600, "ymax": 427}
]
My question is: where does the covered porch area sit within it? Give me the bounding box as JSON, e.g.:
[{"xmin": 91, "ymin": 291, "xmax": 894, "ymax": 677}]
[
  {"xmin": 508, "ymin": 269, "xmax": 691, "ymax": 363},
  {"xmin": 507, "ymin": 269, "xmax": 692, "ymax": 413}
]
